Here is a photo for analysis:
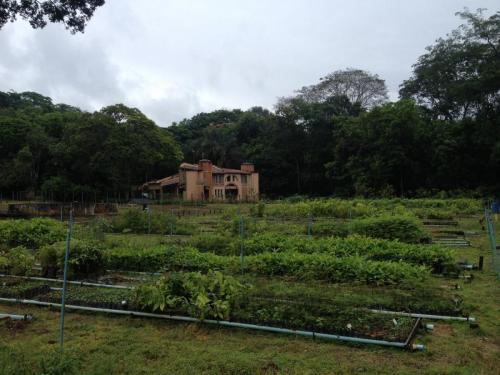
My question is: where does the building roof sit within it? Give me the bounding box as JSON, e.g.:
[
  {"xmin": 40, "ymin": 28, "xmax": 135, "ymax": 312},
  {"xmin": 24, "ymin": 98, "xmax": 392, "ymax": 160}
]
[
  {"xmin": 179, "ymin": 162, "xmax": 251, "ymax": 174},
  {"xmin": 158, "ymin": 174, "xmax": 179, "ymax": 186}
]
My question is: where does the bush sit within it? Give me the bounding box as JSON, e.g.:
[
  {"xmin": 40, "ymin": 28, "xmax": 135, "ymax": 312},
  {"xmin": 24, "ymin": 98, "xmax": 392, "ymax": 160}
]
[
  {"xmin": 309, "ymin": 221, "xmax": 349, "ymax": 237},
  {"xmin": 5, "ymin": 246, "xmax": 35, "ymax": 275},
  {"xmin": 40, "ymin": 240, "xmax": 104, "ymax": 278},
  {"xmin": 189, "ymin": 234, "xmax": 234, "ymax": 255},
  {"xmin": 0, "ymin": 218, "xmax": 65, "ymax": 249},
  {"xmin": 111, "ymin": 209, "xmax": 194, "ymax": 235},
  {"xmin": 134, "ymin": 270, "xmax": 246, "ymax": 320},
  {"xmin": 350, "ymin": 215, "xmax": 429, "ymax": 243},
  {"xmin": 0, "ymin": 246, "xmax": 36, "ymax": 275}
]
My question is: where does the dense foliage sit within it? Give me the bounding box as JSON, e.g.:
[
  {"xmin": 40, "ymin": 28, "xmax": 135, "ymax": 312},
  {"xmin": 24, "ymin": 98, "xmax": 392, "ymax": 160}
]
[
  {"xmin": 0, "ymin": 94, "xmax": 182, "ymax": 200},
  {"xmin": 105, "ymin": 245, "xmax": 429, "ymax": 285},
  {"xmin": 0, "ymin": 218, "xmax": 65, "ymax": 249},
  {"xmin": 40, "ymin": 239, "xmax": 104, "ymax": 278},
  {"xmin": 109, "ymin": 209, "xmax": 194, "ymax": 235},
  {"xmin": 134, "ymin": 271, "xmax": 246, "ymax": 320}
]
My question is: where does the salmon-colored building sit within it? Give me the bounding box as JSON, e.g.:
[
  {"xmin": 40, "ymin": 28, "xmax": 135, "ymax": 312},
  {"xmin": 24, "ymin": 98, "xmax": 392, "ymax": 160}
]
[{"xmin": 141, "ymin": 160, "xmax": 259, "ymax": 202}]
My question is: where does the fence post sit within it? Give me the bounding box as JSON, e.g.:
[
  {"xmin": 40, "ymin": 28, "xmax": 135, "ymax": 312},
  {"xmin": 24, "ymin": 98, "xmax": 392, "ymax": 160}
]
[
  {"xmin": 307, "ymin": 212, "xmax": 312, "ymax": 238},
  {"xmin": 485, "ymin": 208, "xmax": 499, "ymax": 281},
  {"xmin": 59, "ymin": 209, "xmax": 74, "ymax": 349},
  {"xmin": 170, "ymin": 209, "xmax": 174, "ymax": 236},
  {"xmin": 238, "ymin": 209, "xmax": 245, "ymax": 272},
  {"xmin": 147, "ymin": 207, "xmax": 151, "ymax": 235}
]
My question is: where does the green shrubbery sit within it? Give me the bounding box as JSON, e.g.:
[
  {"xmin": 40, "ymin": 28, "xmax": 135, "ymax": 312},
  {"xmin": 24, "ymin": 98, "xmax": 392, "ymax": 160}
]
[
  {"xmin": 104, "ymin": 245, "xmax": 429, "ymax": 285},
  {"xmin": 110, "ymin": 209, "xmax": 194, "ymax": 235},
  {"xmin": 0, "ymin": 246, "xmax": 35, "ymax": 275},
  {"xmin": 309, "ymin": 215, "xmax": 430, "ymax": 243},
  {"xmin": 40, "ymin": 240, "xmax": 104, "ymax": 278},
  {"xmin": 189, "ymin": 234, "xmax": 234, "ymax": 255},
  {"xmin": 134, "ymin": 271, "xmax": 246, "ymax": 320},
  {"xmin": 350, "ymin": 215, "xmax": 430, "ymax": 243},
  {"xmin": 234, "ymin": 234, "xmax": 454, "ymax": 273},
  {"xmin": 0, "ymin": 218, "xmax": 65, "ymax": 249},
  {"xmin": 264, "ymin": 198, "xmax": 480, "ymax": 219}
]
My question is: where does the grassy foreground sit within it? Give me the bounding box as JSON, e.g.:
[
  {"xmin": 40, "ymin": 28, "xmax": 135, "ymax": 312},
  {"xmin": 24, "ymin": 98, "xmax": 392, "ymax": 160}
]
[{"xmin": 1, "ymin": 217, "xmax": 500, "ymax": 374}]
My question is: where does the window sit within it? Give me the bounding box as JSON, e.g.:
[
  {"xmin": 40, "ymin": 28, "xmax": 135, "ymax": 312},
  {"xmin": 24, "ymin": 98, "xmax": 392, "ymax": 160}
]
[
  {"xmin": 213, "ymin": 174, "xmax": 223, "ymax": 185},
  {"xmin": 241, "ymin": 175, "xmax": 248, "ymax": 184},
  {"xmin": 232, "ymin": 175, "xmax": 238, "ymax": 182},
  {"xmin": 226, "ymin": 175, "xmax": 231, "ymax": 182}
]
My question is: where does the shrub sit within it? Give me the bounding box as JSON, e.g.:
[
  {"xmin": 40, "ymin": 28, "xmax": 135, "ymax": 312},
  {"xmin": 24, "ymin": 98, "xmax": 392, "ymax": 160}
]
[
  {"xmin": 40, "ymin": 240, "xmax": 104, "ymax": 278},
  {"xmin": 0, "ymin": 246, "xmax": 35, "ymax": 275},
  {"xmin": 5, "ymin": 246, "xmax": 35, "ymax": 275},
  {"xmin": 111, "ymin": 209, "xmax": 194, "ymax": 235},
  {"xmin": 0, "ymin": 218, "xmax": 65, "ymax": 249},
  {"xmin": 134, "ymin": 270, "xmax": 246, "ymax": 320},
  {"xmin": 189, "ymin": 234, "xmax": 234, "ymax": 255},
  {"xmin": 350, "ymin": 215, "xmax": 429, "ymax": 243},
  {"xmin": 309, "ymin": 221, "xmax": 349, "ymax": 237}
]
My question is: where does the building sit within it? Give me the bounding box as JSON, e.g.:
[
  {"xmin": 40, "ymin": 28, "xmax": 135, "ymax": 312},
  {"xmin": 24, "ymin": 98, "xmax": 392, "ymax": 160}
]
[{"xmin": 140, "ymin": 160, "xmax": 259, "ymax": 202}]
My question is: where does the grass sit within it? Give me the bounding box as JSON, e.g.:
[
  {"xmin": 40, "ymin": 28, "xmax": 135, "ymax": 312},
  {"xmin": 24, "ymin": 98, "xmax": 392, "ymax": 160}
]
[{"xmin": 1, "ymin": 207, "xmax": 499, "ymax": 374}]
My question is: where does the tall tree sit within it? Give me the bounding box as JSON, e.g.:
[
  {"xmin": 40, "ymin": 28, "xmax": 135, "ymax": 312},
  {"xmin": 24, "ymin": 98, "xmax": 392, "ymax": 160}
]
[
  {"xmin": 400, "ymin": 9, "xmax": 500, "ymax": 120},
  {"xmin": 281, "ymin": 68, "xmax": 388, "ymax": 109}
]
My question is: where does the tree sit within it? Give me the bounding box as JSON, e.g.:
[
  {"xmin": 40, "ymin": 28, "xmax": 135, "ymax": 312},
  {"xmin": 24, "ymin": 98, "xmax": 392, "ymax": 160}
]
[
  {"xmin": 0, "ymin": 0, "xmax": 105, "ymax": 33},
  {"xmin": 280, "ymin": 68, "xmax": 388, "ymax": 109},
  {"xmin": 400, "ymin": 9, "xmax": 500, "ymax": 120}
]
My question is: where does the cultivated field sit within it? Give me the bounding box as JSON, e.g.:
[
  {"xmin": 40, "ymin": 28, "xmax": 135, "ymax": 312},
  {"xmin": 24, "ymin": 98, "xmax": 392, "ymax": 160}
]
[{"xmin": 0, "ymin": 198, "xmax": 499, "ymax": 375}]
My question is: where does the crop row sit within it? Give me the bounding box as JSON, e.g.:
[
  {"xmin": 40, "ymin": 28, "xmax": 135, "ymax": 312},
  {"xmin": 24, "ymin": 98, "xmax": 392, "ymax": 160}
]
[{"xmin": 189, "ymin": 233, "xmax": 455, "ymax": 273}]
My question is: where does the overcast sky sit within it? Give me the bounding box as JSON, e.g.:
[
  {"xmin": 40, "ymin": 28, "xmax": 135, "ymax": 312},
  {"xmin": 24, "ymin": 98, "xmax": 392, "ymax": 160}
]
[{"xmin": 0, "ymin": 1, "xmax": 498, "ymax": 126}]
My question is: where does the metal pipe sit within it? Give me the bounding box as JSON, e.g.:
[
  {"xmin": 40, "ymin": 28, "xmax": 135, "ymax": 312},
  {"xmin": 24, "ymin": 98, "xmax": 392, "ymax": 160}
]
[
  {"xmin": 0, "ymin": 313, "xmax": 33, "ymax": 321},
  {"xmin": 370, "ymin": 309, "xmax": 475, "ymax": 323},
  {"xmin": 0, "ymin": 297, "xmax": 423, "ymax": 350},
  {"xmin": 60, "ymin": 209, "xmax": 74, "ymax": 348},
  {"xmin": 0, "ymin": 274, "xmax": 132, "ymax": 290}
]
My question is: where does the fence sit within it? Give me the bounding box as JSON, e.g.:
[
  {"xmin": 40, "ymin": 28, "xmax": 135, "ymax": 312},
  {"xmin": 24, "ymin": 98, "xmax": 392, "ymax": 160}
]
[{"xmin": 485, "ymin": 208, "xmax": 499, "ymax": 281}]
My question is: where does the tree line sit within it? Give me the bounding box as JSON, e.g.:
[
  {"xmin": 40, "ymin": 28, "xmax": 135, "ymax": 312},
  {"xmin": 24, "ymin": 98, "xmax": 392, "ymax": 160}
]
[{"xmin": 0, "ymin": 10, "xmax": 499, "ymax": 200}]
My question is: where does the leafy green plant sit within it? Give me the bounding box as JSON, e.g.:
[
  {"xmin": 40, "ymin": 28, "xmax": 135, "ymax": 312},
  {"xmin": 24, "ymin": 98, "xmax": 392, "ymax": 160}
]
[
  {"xmin": 350, "ymin": 215, "xmax": 429, "ymax": 243},
  {"xmin": 189, "ymin": 234, "xmax": 234, "ymax": 255},
  {"xmin": 5, "ymin": 246, "xmax": 35, "ymax": 275},
  {"xmin": 39, "ymin": 240, "xmax": 104, "ymax": 278},
  {"xmin": 0, "ymin": 218, "xmax": 65, "ymax": 249},
  {"xmin": 110, "ymin": 209, "xmax": 195, "ymax": 235},
  {"xmin": 134, "ymin": 270, "xmax": 246, "ymax": 320}
]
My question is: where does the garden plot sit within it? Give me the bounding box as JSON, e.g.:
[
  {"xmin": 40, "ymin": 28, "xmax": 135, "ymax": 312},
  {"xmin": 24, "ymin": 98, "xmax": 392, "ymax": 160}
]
[{"xmin": 0, "ymin": 198, "xmax": 487, "ymax": 353}]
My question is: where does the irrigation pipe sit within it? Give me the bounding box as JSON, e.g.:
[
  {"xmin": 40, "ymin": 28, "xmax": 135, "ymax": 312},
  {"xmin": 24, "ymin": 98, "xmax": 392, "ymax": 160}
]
[
  {"xmin": 0, "ymin": 297, "xmax": 424, "ymax": 350},
  {"xmin": 0, "ymin": 274, "xmax": 132, "ymax": 290},
  {"xmin": 0, "ymin": 274, "xmax": 476, "ymax": 324},
  {"xmin": 0, "ymin": 313, "xmax": 33, "ymax": 321},
  {"xmin": 369, "ymin": 309, "xmax": 475, "ymax": 323}
]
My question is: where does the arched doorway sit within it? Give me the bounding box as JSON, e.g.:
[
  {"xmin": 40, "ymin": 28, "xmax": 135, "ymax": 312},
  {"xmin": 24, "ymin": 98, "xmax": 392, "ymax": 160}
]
[{"xmin": 225, "ymin": 184, "xmax": 238, "ymax": 201}]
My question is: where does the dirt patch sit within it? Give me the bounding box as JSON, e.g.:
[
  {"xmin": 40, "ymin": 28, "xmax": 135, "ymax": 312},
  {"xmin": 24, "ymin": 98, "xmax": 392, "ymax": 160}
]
[
  {"xmin": 433, "ymin": 324, "xmax": 455, "ymax": 337},
  {"xmin": 2, "ymin": 317, "xmax": 29, "ymax": 336},
  {"xmin": 260, "ymin": 360, "xmax": 280, "ymax": 374}
]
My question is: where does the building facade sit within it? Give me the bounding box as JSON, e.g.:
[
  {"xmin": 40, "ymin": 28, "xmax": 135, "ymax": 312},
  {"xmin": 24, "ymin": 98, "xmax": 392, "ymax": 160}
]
[{"xmin": 141, "ymin": 160, "xmax": 259, "ymax": 202}]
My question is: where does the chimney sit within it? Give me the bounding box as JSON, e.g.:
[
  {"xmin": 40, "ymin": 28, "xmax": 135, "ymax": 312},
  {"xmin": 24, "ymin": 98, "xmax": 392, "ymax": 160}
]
[
  {"xmin": 241, "ymin": 162, "xmax": 254, "ymax": 173},
  {"xmin": 198, "ymin": 159, "xmax": 213, "ymax": 189},
  {"xmin": 198, "ymin": 159, "xmax": 212, "ymax": 172}
]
